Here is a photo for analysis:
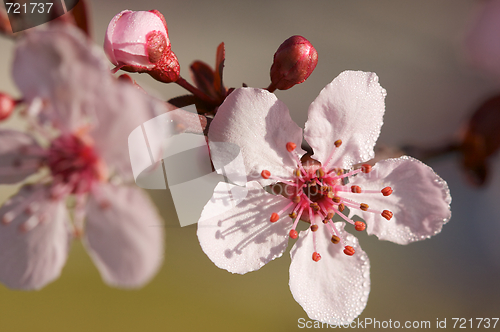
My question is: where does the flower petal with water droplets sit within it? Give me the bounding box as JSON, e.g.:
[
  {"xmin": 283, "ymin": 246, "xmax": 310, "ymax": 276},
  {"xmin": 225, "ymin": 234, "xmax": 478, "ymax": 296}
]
[
  {"xmin": 304, "ymin": 71, "xmax": 386, "ymax": 169},
  {"xmin": 345, "ymin": 156, "xmax": 451, "ymax": 245},
  {"xmin": 197, "ymin": 181, "xmax": 293, "ymax": 274},
  {"xmin": 209, "ymin": 88, "xmax": 305, "ymax": 187},
  {"xmin": 289, "ymin": 222, "xmax": 370, "ymax": 325}
]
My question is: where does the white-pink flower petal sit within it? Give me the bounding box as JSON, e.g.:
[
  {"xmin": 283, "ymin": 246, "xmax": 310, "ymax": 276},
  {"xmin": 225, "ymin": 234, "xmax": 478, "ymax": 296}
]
[
  {"xmin": 209, "ymin": 88, "xmax": 305, "ymax": 187},
  {"xmin": 83, "ymin": 183, "xmax": 164, "ymax": 288},
  {"xmin": 0, "ymin": 130, "xmax": 44, "ymax": 184},
  {"xmin": 304, "ymin": 71, "xmax": 386, "ymax": 169},
  {"xmin": 289, "ymin": 222, "xmax": 370, "ymax": 325},
  {"xmin": 345, "ymin": 156, "xmax": 451, "ymax": 245},
  {"xmin": 0, "ymin": 185, "xmax": 71, "ymax": 290},
  {"xmin": 197, "ymin": 181, "xmax": 293, "ymax": 274},
  {"xmin": 13, "ymin": 25, "xmax": 111, "ymax": 131}
]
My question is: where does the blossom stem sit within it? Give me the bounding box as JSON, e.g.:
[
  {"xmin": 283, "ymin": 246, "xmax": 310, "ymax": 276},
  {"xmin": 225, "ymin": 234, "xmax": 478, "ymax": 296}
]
[{"xmin": 175, "ymin": 76, "xmax": 219, "ymax": 106}]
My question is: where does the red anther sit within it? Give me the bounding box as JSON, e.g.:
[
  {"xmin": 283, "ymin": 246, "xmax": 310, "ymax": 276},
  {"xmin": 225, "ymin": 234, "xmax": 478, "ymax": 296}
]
[
  {"xmin": 361, "ymin": 164, "xmax": 372, "ymax": 173},
  {"xmin": 316, "ymin": 168, "xmax": 325, "ymax": 178},
  {"xmin": 338, "ymin": 203, "xmax": 345, "ymax": 212},
  {"xmin": 294, "ymin": 169, "xmax": 301, "ymax": 177},
  {"xmin": 0, "ymin": 93, "xmax": 15, "ymax": 121},
  {"xmin": 344, "ymin": 246, "xmax": 355, "ymax": 256},
  {"xmin": 270, "ymin": 213, "xmax": 280, "ymax": 222},
  {"xmin": 337, "ymin": 169, "xmax": 344, "ymax": 176},
  {"xmin": 311, "ymin": 224, "xmax": 319, "ymax": 232},
  {"xmin": 327, "ymin": 191, "xmax": 335, "ymax": 199},
  {"xmin": 289, "ymin": 229, "xmax": 298, "ymax": 239},
  {"xmin": 312, "ymin": 252, "xmax": 321, "ymax": 262},
  {"xmin": 354, "ymin": 221, "xmax": 366, "ymax": 231},
  {"xmin": 332, "ymin": 196, "xmax": 341, "ymax": 203},
  {"xmin": 331, "ymin": 235, "xmax": 340, "ymax": 244},
  {"xmin": 381, "ymin": 187, "xmax": 393, "ymax": 196},
  {"xmin": 326, "ymin": 212, "xmax": 334, "ymax": 220},
  {"xmin": 381, "ymin": 210, "xmax": 393, "ymax": 220},
  {"xmin": 334, "ymin": 139, "xmax": 342, "ymax": 148},
  {"xmin": 322, "ymin": 218, "xmax": 328, "ymax": 224},
  {"xmin": 261, "ymin": 170, "xmax": 271, "ymax": 179},
  {"xmin": 289, "ymin": 212, "xmax": 297, "ymax": 219},
  {"xmin": 360, "ymin": 203, "xmax": 369, "ymax": 211},
  {"xmin": 351, "ymin": 185, "xmax": 362, "ymax": 193},
  {"xmin": 292, "ymin": 195, "xmax": 301, "ymax": 203},
  {"xmin": 286, "ymin": 142, "xmax": 297, "ymax": 152}
]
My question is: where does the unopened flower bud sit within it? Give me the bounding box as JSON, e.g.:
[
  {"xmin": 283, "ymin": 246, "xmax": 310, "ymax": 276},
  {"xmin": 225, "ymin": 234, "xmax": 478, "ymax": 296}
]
[
  {"xmin": 269, "ymin": 35, "xmax": 318, "ymax": 91},
  {"xmin": 0, "ymin": 93, "xmax": 15, "ymax": 121},
  {"xmin": 104, "ymin": 10, "xmax": 180, "ymax": 82}
]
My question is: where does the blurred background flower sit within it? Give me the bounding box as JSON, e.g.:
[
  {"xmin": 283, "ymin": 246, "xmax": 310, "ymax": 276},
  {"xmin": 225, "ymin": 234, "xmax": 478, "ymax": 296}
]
[{"xmin": 0, "ymin": 0, "xmax": 499, "ymax": 331}]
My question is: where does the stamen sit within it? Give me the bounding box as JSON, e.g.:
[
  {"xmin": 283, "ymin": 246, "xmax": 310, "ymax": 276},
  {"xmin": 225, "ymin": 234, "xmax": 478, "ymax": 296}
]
[
  {"xmin": 294, "ymin": 169, "xmax": 301, "ymax": 177},
  {"xmin": 286, "ymin": 142, "xmax": 297, "ymax": 152},
  {"xmin": 354, "ymin": 221, "xmax": 366, "ymax": 231},
  {"xmin": 289, "ymin": 207, "xmax": 304, "ymax": 238},
  {"xmin": 343, "ymin": 245, "xmax": 355, "ymax": 256},
  {"xmin": 351, "ymin": 185, "xmax": 362, "ymax": 193},
  {"xmin": 316, "ymin": 168, "xmax": 325, "ymax": 178},
  {"xmin": 324, "ymin": 139, "xmax": 343, "ymax": 169},
  {"xmin": 361, "ymin": 164, "xmax": 372, "ymax": 173},
  {"xmin": 270, "ymin": 213, "xmax": 280, "ymax": 223},
  {"xmin": 312, "ymin": 252, "xmax": 321, "ymax": 262},
  {"xmin": 381, "ymin": 187, "xmax": 393, "ymax": 196},
  {"xmin": 360, "ymin": 203, "xmax": 369, "ymax": 211},
  {"xmin": 292, "ymin": 195, "xmax": 301, "ymax": 203},
  {"xmin": 332, "ymin": 196, "xmax": 341, "ymax": 203},
  {"xmin": 310, "ymin": 202, "xmax": 320, "ymax": 212},
  {"xmin": 331, "ymin": 235, "xmax": 340, "ymax": 244},
  {"xmin": 261, "ymin": 170, "xmax": 271, "ymax": 179},
  {"xmin": 311, "ymin": 224, "xmax": 319, "ymax": 232},
  {"xmin": 289, "ymin": 212, "xmax": 297, "ymax": 219},
  {"xmin": 338, "ymin": 203, "xmax": 345, "ymax": 212},
  {"xmin": 381, "ymin": 210, "xmax": 393, "ymax": 220}
]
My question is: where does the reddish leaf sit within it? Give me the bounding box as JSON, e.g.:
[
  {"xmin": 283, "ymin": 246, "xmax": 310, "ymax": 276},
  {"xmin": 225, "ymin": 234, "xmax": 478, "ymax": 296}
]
[
  {"xmin": 70, "ymin": 0, "xmax": 91, "ymax": 37},
  {"xmin": 190, "ymin": 61, "xmax": 217, "ymax": 98},
  {"xmin": 214, "ymin": 42, "xmax": 226, "ymax": 96}
]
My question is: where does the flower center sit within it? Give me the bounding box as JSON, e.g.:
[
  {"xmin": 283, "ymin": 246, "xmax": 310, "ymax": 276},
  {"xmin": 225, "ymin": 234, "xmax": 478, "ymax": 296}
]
[
  {"xmin": 262, "ymin": 141, "xmax": 393, "ymax": 261},
  {"xmin": 47, "ymin": 132, "xmax": 107, "ymax": 194}
]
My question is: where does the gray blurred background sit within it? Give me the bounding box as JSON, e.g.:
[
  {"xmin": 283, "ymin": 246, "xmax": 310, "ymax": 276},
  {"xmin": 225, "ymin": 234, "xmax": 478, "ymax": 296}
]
[{"xmin": 1, "ymin": 0, "xmax": 499, "ymax": 331}]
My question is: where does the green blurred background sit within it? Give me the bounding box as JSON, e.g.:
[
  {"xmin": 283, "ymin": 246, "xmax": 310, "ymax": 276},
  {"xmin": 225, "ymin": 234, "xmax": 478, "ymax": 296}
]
[{"xmin": 1, "ymin": 0, "xmax": 500, "ymax": 331}]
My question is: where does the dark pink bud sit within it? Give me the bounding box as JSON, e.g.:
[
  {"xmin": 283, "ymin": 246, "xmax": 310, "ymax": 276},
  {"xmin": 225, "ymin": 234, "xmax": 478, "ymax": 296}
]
[
  {"xmin": 0, "ymin": 93, "xmax": 15, "ymax": 121},
  {"xmin": 269, "ymin": 35, "xmax": 318, "ymax": 91}
]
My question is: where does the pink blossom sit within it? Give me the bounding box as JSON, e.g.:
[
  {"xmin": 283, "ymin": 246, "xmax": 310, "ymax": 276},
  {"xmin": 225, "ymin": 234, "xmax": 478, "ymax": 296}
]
[
  {"xmin": 197, "ymin": 71, "xmax": 451, "ymax": 324},
  {"xmin": 0, "ymin": 26, "xmax": 165, "ymax": 290},
  {"xmin": 464, "ymin": 0, "xmax": 500, "ymax": 79},
  {"xmin": 104, "ymin": 10, "xmax": 180, "ymax": 82}
]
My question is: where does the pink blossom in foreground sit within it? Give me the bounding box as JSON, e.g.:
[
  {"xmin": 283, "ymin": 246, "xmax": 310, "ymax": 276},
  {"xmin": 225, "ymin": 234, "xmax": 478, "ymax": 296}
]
[
  {"xmin": 0, "ymin": 25, "xmax": 165, "ymax": 290},
  {"xmin": 198, "ymin": 71, "xmax": 451, "ymax": 324}
]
